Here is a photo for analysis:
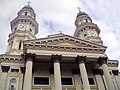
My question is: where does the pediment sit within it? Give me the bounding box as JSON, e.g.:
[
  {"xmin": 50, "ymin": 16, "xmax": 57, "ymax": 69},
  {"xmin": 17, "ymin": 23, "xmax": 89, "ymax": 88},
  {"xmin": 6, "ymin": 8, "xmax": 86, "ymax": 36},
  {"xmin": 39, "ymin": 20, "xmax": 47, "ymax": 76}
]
[{"xmin": 24, "ymin": 34, "xmax": 107, "ymax": 53}]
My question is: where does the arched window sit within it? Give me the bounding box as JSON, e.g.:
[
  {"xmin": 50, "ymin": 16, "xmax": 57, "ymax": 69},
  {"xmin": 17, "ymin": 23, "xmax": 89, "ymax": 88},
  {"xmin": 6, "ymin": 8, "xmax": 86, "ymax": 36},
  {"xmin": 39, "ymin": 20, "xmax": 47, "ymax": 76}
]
[
  {"xmin": 9, "ymin": 78, "xmax": 17, "ymax": 90},
  {"xmin": 25, "ymin": 12, "xmax": 27, "ymax": 15}
]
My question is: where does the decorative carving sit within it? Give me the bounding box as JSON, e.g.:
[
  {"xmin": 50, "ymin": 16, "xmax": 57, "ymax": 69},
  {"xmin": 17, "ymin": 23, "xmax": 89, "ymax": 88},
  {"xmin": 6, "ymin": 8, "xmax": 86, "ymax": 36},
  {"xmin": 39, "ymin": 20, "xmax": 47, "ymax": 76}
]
[
  {"xmin": 75, "ymin": 55, "xmax": 86, "ymax": 64},
  {"xmin": 72, "ymin": 69, "xmax": 80, "ymax": 74},
  {"xmin": 97, "ymin": 57, "xmax": 108, "ymax": 65},
  {"xmin": 93, "ymin": 69, "xmax": 103, "ymax": 75},
  {"xmin": 51, "ymin": 54, "xmax": 62, "ymax": 63},
  {"xmin": 24, "ymin": 53, "xmax": 36, "ymax": 61},
  {"xmin": 20, "ymin": 67, "xmax": 26, "ymax": 73},
  {"xmin": 2, "ymin": 66, "xmax": 10, "ymax": 72},
  {"xmin": 112, "ymin": 70, "xmax": 119, "ymax": 75}
]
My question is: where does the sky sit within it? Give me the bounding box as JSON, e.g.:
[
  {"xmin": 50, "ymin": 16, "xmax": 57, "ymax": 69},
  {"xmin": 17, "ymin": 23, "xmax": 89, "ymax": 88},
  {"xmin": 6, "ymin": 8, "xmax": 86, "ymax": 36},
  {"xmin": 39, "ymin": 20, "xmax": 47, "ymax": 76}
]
[{"xmin": 0, "ymin": 0, "xmax": 120, "ymax": 69}]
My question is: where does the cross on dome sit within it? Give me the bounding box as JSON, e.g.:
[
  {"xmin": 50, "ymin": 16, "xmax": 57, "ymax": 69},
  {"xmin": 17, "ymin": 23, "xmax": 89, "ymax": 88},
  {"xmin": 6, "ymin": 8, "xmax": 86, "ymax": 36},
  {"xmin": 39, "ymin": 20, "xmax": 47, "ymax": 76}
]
[
  {"xmin": 27, "ymin": 1, "xmax": 31, "ymax": 6},
  {"xmin": 77, "ymin": 7, "xmax": 81, "ymax": 12}
]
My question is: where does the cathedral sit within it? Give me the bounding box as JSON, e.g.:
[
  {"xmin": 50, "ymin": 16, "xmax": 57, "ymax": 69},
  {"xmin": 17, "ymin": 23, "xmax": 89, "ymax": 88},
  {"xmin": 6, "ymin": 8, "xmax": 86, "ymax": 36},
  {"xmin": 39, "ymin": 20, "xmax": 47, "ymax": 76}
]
[{"xmin": 0, "ymin": 3, "xmax": 120, "ymax": 90}]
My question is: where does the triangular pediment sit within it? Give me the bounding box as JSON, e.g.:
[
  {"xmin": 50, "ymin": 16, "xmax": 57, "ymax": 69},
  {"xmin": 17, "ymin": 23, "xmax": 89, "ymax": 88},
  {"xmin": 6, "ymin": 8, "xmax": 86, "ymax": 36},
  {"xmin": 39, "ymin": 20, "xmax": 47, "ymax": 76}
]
[
  {"xmin": 55, "ymin": 42, "xmax": 79, "ymax": 47},
  {"xmin": 24, "ymin": 33, "xmax": 107, "ymax": 53}
]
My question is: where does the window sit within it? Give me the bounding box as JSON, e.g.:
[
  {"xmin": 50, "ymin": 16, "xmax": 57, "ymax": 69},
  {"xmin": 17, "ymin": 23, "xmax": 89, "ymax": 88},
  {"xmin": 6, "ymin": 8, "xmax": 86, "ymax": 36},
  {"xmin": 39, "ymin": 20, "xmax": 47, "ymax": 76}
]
[
  {"xmin": 11, "ymin": 69, "xmax": 19, "ymax": 72},
  {"xmin": 61, "ymin": 77, "xmax": 73, "ymax": 85},
  {"xmin": 9, "ymin": 78, "xmax": 17, "ymax": 90},
  {"xmin": 88, "ymin": 78, "xmax": 95, "ymax": 85},
  {"xmin": 29, "ymin": 29, "xmax": 32, "ymax": 32},
  {"xmin": 18, "ymin": 41, "xmax": 21, "ymax": 50},
  {"xmin": 81, "ymin": 77, "xmax": 95, "ymax": 85},
  {"xmin": 25, "ymin": 12, "xmax": 27, "ymax": 15},
  {"xmin": 84, "ymin": 34, "xmax": 87, "ymax": 37},
  {"xmin": 14, "ymin": 28, "xmax": 17, "ymax": 31},
  {"xmin": 34, "ymin": 77, "xmax": 49, "ymax": 85}
]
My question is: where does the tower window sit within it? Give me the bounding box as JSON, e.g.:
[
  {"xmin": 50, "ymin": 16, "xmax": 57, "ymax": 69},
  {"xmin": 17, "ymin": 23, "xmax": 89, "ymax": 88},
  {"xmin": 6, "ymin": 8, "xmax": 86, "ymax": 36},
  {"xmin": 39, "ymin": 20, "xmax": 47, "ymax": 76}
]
[
  {"xmin": 19, "ymin": 41, "xmax": 21, "ymax": 50},
  {"xmin": 25, "ymin": 12, "xmax": 27, "ymax": 15},
  {"xmin": 14, "ymin": 28, "xmax": 17, "ymax": 31},
  {"xmin": 30, "ymin": 29, "xmax": 32, "ymax": 32},
  {"xmin": 84, "ymin": 34, "xmax": 87, "ymax": 37}
]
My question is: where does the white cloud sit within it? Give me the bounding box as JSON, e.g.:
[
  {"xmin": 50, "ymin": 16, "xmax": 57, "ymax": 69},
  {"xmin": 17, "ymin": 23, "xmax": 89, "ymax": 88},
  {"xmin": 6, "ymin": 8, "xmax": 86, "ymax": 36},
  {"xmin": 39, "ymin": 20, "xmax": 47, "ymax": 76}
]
[{"xmin": 0, "ymin": 0, "xmax": 120, "ymax": 69}]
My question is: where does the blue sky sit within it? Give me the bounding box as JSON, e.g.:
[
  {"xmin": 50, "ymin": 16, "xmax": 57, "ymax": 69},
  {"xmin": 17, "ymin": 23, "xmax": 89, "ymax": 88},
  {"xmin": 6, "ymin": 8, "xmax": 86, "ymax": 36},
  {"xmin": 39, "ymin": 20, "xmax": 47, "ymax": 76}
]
[{"xmin": 0, "ymin": 0, "xmax": 120, "ymax": 69}]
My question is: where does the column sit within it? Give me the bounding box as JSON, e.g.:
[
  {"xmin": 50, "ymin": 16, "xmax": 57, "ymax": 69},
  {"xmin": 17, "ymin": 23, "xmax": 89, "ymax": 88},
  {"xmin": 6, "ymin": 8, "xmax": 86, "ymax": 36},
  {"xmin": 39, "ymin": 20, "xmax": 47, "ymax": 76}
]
[
  {"xmin": 76, "ymin": 56, "xmax": 90, "ymax": 90},
  {"xmin": 23, "ymin": 53, "xmax": 35, "ymax": 90},
  {"xmin": 98, "ymin": 57, "xmax": 114, "ymax": 90},
  {"xmin": 51, "ymin": 55, "xmax": 62, "ymax": 90},
  {"xmin": 112, "ymin": 70, "xmax": 120, "ymax": 90},
  {"xmin": 49, "ymin": 68, "xmax": 54, "ymax": 90},
  {"xmin": 74, "ymin": 75, "xmax": 81, "ymax": 90},
  {"xmin": 93, "ymin": 69, "xmax": 105, "ymax": 90}
]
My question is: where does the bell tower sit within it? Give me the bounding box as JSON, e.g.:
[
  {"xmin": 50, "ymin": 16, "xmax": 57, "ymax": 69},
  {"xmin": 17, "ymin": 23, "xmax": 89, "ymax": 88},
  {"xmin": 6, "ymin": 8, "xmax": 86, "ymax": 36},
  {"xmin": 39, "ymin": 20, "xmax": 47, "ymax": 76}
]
[
  {"xmin": 74, "ymin": 8, "xmax": 103, "ymax": 45},
  {"xmin": 6, "ymin": 3, "xmax": 38, "ymax": 55}
]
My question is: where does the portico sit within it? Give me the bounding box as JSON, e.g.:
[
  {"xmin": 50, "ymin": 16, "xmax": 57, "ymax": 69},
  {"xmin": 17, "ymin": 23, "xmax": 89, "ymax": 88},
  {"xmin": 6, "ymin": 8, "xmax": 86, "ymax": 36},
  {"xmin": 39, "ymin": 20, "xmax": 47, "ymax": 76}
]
[{"xmin": 22, "ymin": 51, "xmax": 114, "ymax": 90}]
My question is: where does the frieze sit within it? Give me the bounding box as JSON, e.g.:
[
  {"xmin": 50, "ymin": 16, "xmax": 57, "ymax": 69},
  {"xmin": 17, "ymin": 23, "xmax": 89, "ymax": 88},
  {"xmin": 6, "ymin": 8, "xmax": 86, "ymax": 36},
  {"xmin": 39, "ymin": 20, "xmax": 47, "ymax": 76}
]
[{"xmin": 25, "ymin": 44, "xmax": 105, "ymax": 54}]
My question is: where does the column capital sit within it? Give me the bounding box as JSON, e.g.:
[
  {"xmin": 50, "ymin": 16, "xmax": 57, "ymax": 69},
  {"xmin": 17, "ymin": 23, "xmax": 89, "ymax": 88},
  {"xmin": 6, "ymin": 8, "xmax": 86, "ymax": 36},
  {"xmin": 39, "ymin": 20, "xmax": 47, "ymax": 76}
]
[
  {"xmin": 24, "ymin": 53, "xmax": 36, "ymax": 62},
  {"xmin": 51, "ymin": 54, "xmax": 62, "ymax": 63},
  {"xmin": 97, "ymin": 57, "xmax": 108, "ymax": 65},
  {"xmin": 75, "ymin": 55, "xmax": 86, "ymax": 64},
  {"xmin": 93, "ymin": 69, "xmax": 103, "ymax": 75},
  {"xmin": 112, "ymin": 70, "xmax": 119, "ymax": 75},
  {"xmin": 1, "ymin": 66, "xmax": 10, "ymax": 72}
]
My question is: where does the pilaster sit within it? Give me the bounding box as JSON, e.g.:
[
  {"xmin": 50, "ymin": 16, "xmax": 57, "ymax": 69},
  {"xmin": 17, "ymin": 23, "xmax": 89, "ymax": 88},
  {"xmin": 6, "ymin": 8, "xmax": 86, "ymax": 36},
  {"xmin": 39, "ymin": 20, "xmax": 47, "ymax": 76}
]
[{"xmin": 0, "ymin": 66, "xmax": 10, "ymax": 90}]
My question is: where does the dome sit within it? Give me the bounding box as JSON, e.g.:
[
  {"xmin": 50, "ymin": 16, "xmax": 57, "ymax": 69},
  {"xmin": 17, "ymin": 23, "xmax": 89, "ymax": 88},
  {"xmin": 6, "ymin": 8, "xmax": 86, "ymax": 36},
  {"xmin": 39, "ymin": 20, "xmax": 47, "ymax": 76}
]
[
  {"xmin": 17, "ymin": 5, "xmax": 36, "ymax": 17},
  {"xmin": 76, "ymin": 11, "xmax": 88, "ymax": 18},
  {"xmin": 21, "ymin": 5, "xmax": 35, "ymax": 13}
]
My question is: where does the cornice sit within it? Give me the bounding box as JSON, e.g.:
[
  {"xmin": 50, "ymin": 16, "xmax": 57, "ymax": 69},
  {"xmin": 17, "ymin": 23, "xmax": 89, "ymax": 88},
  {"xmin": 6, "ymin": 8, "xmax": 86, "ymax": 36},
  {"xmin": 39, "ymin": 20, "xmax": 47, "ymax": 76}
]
[
  {"xmin": 25, "ymin": 44, "xmax": 105, "ymax": 54},
  {"xmin": 0, "ymin": 54, "xmax": 24, "ymax": 63}
]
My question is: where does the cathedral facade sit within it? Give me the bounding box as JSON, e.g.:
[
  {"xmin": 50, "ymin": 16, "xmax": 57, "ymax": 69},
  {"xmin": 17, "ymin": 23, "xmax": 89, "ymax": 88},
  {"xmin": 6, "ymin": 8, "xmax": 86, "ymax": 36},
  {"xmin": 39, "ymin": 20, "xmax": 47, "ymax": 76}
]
[{"xmin": 0, "ymin": 4, "xmax": 120, "ymax": 90}]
